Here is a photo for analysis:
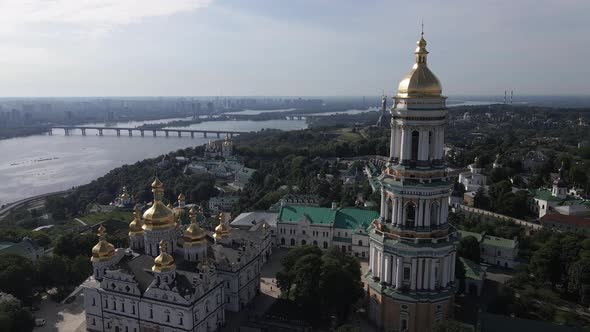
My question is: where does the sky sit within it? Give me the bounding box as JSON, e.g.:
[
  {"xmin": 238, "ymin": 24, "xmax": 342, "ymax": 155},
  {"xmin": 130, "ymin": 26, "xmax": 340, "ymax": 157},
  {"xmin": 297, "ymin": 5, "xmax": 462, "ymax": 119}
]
[{"xmin": 0, "ymin": 0, "xmax": 588, "ymax": 97}]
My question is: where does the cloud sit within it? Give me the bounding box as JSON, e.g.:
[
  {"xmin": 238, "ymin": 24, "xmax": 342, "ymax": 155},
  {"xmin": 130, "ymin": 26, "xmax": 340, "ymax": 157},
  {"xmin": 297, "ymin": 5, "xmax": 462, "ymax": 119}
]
[{"xmin": 0, "ymin": 0, "xmax": 212, "ymax": 36}]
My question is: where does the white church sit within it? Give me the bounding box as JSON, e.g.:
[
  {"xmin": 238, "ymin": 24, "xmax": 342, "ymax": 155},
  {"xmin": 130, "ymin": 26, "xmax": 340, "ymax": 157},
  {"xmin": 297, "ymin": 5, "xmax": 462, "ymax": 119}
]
[{"xmin": 82, "ymin": 178, "xmax": 272, "ymax": 332}]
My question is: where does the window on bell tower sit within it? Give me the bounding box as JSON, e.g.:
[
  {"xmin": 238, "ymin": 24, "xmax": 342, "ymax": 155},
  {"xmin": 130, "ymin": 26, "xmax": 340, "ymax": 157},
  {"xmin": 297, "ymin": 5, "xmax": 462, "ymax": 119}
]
[{"xmin": 411, "ymin": 131, "xmax": 419, "ymax": 161}]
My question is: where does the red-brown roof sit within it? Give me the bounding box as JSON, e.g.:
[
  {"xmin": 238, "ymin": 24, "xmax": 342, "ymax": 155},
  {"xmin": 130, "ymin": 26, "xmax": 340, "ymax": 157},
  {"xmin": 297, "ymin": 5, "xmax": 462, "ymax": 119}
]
[{"xmin": 540, "ymin": 213, "xmax": 590, "ymax": 228}]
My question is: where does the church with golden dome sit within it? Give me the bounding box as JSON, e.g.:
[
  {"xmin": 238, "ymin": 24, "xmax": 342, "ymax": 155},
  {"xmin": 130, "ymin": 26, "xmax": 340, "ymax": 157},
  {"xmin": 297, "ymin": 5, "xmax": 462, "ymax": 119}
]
[
  {"xmin": 365, "ymin": 30, "xmax": 459, "ymax": 332},
  {"xmin": 82, "ymin": 177, "xmax": 273, "ymax": 332}
]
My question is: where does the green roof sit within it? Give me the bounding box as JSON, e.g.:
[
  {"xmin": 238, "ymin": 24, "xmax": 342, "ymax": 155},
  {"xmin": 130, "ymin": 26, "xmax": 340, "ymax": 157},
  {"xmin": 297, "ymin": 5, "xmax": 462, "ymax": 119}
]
[
  {"xmin": 458, "ymin": 230, "xmax": 516, "ymax": 249},
  {"xmin": 460, "ymin": 257, "xmax": 484, "ymax": 281},
  {"xmin": 529, "ymin": 188, "xmax": 584, "ymax": 204},
  {"xmin": 278, "ymin": 206, "xmax": 336, "ymax": 225},
  {"xmin": 278, "ymin": 205, "xmax": 379, "ymax": 230},
  {"xmin": 334, "ymin": 208, "xmax": 379, "ymax": 230}
]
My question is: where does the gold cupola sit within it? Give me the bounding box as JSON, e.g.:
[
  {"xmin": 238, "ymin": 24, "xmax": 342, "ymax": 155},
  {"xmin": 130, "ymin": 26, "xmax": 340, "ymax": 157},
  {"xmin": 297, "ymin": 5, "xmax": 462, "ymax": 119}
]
[
  {"xmin": 142, "ymin": 178, "xmax": 175, "ymax": 231},
  {"xmin": 214, "ymin": 212, "xmax": 231, "ymax": 239},
  {"xmin": 183, "ymin": 206, "xmax": 207, "ymax": 246},
  {"xmin": 91, "ymin": 225, "xmax": 115, "ymax": 262},
  {"xmin": 396, "ymin": 31, "xmax": 442, "ymax": 98},
  {"xmin": 223, "ymin": 134, "xmax": 232, "ymax": 146},
  {"xmin": 128, "ymin": 209, "xmax": 144, "ymax": 236},
  {"xmin": 178, "ymin": 193, "xmax": 186, "ymax": 202},
  {"xmin": 120, "ymin": 186, "xmax": 130, "ymax": 199},
  {"xmin": 152, "ymin": 240, "xmax": 176, "ymax": 273}
]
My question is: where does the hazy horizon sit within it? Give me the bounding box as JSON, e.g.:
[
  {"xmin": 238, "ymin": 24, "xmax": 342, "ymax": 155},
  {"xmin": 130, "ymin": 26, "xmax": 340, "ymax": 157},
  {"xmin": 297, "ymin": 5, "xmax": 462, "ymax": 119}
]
[{"xmin": 1, "ymin": 0, "xmax": 588, "ymax": 97}]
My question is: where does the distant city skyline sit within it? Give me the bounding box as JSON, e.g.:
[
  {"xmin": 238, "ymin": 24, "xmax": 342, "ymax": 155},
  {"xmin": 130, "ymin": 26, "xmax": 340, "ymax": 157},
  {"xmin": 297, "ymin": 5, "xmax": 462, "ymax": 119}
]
[{"xmin": 0, "ymin": 0, "xmax": 588, "ymax": 97}]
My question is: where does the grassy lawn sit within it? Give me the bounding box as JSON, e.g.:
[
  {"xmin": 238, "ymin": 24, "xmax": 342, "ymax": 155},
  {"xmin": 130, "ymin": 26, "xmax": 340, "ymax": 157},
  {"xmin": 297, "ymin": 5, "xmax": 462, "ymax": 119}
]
[
  {"xmin": 337, "ymin": 131, "xmax": 364, "ymax": 143},
  {"xmin": 77, "ymin": 211, "xmax": 133, "ymax": 225}
]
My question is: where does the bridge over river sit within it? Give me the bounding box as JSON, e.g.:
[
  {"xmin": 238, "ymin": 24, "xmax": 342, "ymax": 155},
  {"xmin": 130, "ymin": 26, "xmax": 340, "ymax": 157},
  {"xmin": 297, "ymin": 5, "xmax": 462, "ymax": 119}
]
[{"xmin": 43, "ymin": 126, "xmax": 247, "ymax": 138}]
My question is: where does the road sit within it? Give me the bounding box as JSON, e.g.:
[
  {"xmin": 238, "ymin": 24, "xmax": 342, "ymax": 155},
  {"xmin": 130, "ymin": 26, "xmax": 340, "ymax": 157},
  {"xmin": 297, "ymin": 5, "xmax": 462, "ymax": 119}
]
[{"xmin": 0, "ymin": 189, "xmax": 73, "ymax": 220}]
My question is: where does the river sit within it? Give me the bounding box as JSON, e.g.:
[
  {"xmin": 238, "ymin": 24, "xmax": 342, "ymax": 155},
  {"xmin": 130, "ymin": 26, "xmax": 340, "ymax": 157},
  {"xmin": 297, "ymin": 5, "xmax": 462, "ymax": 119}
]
[{"xmin": 0, "ymin": 118, "xmax": 306, "ymax": 205}]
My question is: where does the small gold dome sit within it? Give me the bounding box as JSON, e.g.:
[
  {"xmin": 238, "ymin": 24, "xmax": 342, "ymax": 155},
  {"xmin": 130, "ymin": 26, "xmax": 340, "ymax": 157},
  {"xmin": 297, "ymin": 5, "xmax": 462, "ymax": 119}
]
[
  {"xmin": 142, "ymin": 177, "xmax": 175, "ymax": 231},
  {"xmin": 129, "ymin": 209, "xmax": 144, "ymax": 236},
  {"xmin": 223, "ymin": 135, "xmax": 232, "ymax": 146},
  {"xmin": 177, "ymin": 193, "xmax": 186, "ymax": 201},
  {"xmin": 183, "ymin": 206, "xmax": 207, "ymax": 245},
  {"xmin": 91, "ymin": 225, "xmax": 115, "ymax": 262},
  {"xmin": 152, "ymin": 240, "xmax": 176, "ymax": 273},
  {"xmin": 120, "ymin": 186, "xmax": 130, "ymax": 199},
  {"xmin": 214, "ymin": 212, "xmax": 231, "ymax": 239},
  {"xmin": 396, "ymin": 32, "xmax": 442, "ymax": 98}
]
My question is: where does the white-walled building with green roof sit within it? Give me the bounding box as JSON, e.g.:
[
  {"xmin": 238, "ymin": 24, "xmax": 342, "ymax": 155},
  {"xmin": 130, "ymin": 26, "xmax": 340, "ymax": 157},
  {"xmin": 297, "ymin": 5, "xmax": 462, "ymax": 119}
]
[
  {"xmin": 458, "ymin": 230, "xmax": 519, "ymax": 268},
  {"xmin": 276, "ymin": 204, "xmax": 379, "ymax": 258}
]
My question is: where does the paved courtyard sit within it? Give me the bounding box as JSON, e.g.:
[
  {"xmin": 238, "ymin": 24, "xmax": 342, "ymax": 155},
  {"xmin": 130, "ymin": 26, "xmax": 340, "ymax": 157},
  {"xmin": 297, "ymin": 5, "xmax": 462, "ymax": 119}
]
[
  {"xmin": 221, "ymin": 246, "xmax": 288, "ymax": 331},
  {"xmin": 34, "ymin": 288, "xmax": 86, "ymax": 332}
]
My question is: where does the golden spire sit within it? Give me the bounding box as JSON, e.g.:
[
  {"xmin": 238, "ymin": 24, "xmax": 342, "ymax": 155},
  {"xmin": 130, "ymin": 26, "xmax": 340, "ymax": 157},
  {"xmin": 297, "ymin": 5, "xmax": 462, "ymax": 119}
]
[
  {"xmin": 177, "ymin": 193, "xmax": 186, "ymax": 202},
  {"xmin": 183, "ymin": 206, "xmax": 207, "ymax": 245},
  {"xmin": 129, "ymin": 209, "xmax": 144, "ymax": 236},
  {"xmin": 396, "ymin": 29, "xmax": 442, "ymax": 98},
  {"xmin": 214, "ymin": 212, "xmax": 231, "ymax": 239},
  {"xmin": 142, "ymin": 177, "xmax": 175, "ymax": 231},
  {"xmin": 152, "ymin": 240, "xmax": 176, "ymax": 273},
  {"xmin": 91, "ymin": 225, "xmax": 115, "ymax": 262}
]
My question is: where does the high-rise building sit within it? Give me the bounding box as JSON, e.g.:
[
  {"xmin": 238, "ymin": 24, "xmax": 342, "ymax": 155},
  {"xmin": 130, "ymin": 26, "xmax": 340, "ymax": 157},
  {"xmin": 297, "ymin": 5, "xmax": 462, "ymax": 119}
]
[{"xmin": 365, "ymin": 31, "xmax": 459, "ymax": 332}]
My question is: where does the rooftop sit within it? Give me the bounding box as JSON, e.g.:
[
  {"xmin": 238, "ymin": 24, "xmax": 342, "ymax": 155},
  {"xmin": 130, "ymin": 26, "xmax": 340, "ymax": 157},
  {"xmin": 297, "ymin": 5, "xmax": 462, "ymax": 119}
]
[
  {"xmin": 458, "ymin": 230, "xmax": 516, "ymax": 249},
  {"xmin": 278, "ymin": 205, "xmax": 379, "ymax": 230},
  {"xmin": 460, "ymin": 257, "xmax": 485, "ymax": 281},
  {"xmin": 540, "ymin": 213, "xmax": 590, "ymax": 228}
]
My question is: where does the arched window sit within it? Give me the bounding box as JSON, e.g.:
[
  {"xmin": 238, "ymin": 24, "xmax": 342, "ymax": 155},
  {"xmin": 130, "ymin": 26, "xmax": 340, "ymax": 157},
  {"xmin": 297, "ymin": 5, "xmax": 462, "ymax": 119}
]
[
  {"xmin": 290, "ymin": 238, "xmax": 295, "ymax": 246},
  {"xmin": 430, "ymin": 202, "xmax": 439, "ymax": 225},
  {"xmin": 313, "ymin": 240, "xmax": 318, "ymax": 246},
  {"xmin": 323, "ymin": 241, "xmax": 328, "ymax": 249},
  {"xmin": 406, "ymin": 203, "xmax": 416, "ymax": 228},
  {"xmin": 301, "ymin": 240, "xmax": 306, "ymax": 245},
  {"xmin": 281, "ymin": 238, "xmax": 285, "ymax": 245},
  {"xmin": 411, "ymin": 130, "xmax": 420, "ymax": 161},
  {"xmin": 358, "ymin": 240, "xmax": 363, "ymax": 246}
]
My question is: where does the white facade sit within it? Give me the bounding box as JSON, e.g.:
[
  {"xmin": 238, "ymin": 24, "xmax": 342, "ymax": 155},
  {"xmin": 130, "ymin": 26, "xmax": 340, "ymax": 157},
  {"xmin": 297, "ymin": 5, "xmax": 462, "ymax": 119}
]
[
  {"xmin": 208, "ymin": 196, "xmax": 240, "ymax": 214},
  {"xmin": 83, "ymin": 184, "xmax": 273, "ymax": 332},
  {"xmin": 365, "ymin": 32, "xmax": 459, "ymax": 332}
]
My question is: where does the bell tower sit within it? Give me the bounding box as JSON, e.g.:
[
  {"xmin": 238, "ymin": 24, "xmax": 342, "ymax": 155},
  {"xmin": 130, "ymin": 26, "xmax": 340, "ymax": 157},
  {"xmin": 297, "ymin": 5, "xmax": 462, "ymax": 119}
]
[{"xmin": 367, "ymin": 30, "xmax": 459, "ymax": 332}]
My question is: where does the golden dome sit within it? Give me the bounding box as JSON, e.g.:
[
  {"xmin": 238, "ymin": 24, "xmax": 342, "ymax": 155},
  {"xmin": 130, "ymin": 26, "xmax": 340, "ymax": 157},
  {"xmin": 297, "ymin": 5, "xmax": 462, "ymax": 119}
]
[
  {"xmin": 129, "ymin": 209, "xmax": 144, "ymax": 236},
  {"xmin": 223, "ymin": 135, "xmax": 232, "ymax": 146},
  {"xmin": 183, "ymin": 206, "xmax": 207, "ymax": 245},
  {"xmin": 396, "ymin": 32, "xmax": 442, "ymax": 98},
  {"xmin": 177, "ymin": 193, "xmax": 186, "ymax": 201},
  {"xmin": 152, "ymin": 240, "xmax": 176, "ymax": 273},
  {"xmin": 214, "ymin": 212, "xmax": 231, "ymax": 239},
  {"xmin": 120, "ymin": 186, "xmax": 130, "ymax": 199},
  {"xmin": 142, "ymin": 177, "xmax": 175, "ymax": 231},
  {"xmin": 91, "ymin": 225, "xmax": 115, "ymax": 262}
]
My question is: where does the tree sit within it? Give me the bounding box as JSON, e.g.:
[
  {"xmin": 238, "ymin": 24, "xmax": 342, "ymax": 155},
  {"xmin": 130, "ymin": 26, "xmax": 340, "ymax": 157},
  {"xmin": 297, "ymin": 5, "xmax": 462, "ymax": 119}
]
[
  {"xmin": 35, "ymin": 255, "xmax": 69, "ymax": 289},
  {"xmin": 53, "ymin": 233, "xmax": 96, "ymax": 259},
  {"xmin": 568, "ymin": 258, "xmax": 590, "ymax": 305},
  {"xmin": 320, "ymin": 249, "xmax": 364, "ymax": 322},
  {"xmin": 530, "ymin": 239, "xmax": 562, "ymax": 287},
  {"xmin": 458, "ymin": 236, "xmax": 480, "ymax": 262},
  {"xmin": 473, "ymin": 187, "xmax": 489, "ymax": 210},
  {"xmin": 0, "ymin": 254, "xmax": 35, "ymax": 302},
  {"xmin": 276, "ymin": 246, "xmax": 363, "ymax": 324},
  {"xmin": 0, "ymin": 293, "xmax": 34, "ymax": 332}
]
